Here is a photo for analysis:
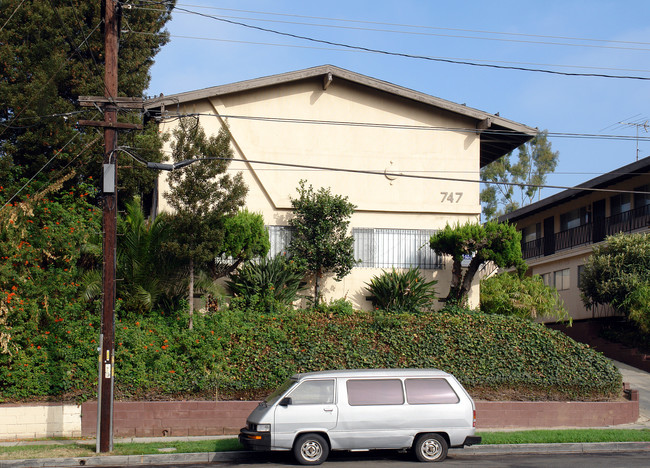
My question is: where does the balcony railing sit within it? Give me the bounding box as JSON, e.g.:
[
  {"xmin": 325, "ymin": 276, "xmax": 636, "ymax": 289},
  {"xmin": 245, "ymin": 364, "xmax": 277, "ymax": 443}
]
[{"xmin": 521, "ymin": 204, "xmax": 650, "ymax": 259}]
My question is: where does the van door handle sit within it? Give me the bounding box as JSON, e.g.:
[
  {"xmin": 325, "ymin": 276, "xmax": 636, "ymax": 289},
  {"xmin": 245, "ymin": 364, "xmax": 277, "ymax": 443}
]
[{"xmin": 323, "ymin": 408, "xmax": 334, "ymax": 412}]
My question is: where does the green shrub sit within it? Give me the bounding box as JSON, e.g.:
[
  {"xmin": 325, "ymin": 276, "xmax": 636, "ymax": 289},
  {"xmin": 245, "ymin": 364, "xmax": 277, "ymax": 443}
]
[
  {"xmin": 480, "ymin": 273, "xmax": 571, "ymax": 323},
  {"xmin": 366, "ymin": 268, "xmax": 437, "ymax": 313},
  {"xmin": 225, "ymin": 254, "xmax": 306, "ymax": 307},
  {"xmin": 580, "ymin": 233, "xmax": 650, "ymax": 332},
  {"xmin": 0, "ymin": 306, "xmax": 621, "ymax": 403}
]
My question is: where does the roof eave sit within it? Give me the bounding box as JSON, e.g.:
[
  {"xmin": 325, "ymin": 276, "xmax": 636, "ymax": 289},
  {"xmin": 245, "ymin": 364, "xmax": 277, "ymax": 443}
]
[
  {"xmin": 145, "ymin": 64, "xmax": 537, "ymax": 165},
  {"xmin": 499, "ymin": 155, "xmax": 650, "ymax": 223}
]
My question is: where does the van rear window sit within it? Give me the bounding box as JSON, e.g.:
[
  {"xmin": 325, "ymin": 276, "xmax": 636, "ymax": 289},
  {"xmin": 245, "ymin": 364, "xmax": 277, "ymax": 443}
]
[
  {"xmin": 405, "ymin": 378, "xmax": 459, "ymax": 404},
  {"xmin": 346, "ymin": 379, "xmax": 404, "ymax": 405}
]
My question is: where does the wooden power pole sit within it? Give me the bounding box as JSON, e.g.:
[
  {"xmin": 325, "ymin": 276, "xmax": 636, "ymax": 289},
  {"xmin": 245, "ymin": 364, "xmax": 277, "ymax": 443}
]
[{"xmin": 78, "ymin": 0, "xmax": 142, "ymax": 453}]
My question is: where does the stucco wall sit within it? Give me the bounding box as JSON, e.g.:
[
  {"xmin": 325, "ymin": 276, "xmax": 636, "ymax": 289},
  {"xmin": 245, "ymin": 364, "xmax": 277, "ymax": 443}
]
[{"xmin": 155, "ymin": 77, "xmax": 482, "ymax": 311}]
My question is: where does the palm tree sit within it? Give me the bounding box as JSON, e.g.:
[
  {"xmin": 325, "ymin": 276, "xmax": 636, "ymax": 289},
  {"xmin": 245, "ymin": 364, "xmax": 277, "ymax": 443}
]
[{"xmin": 82, "ymin": 198, "xmax": 184, "ymax": 315}]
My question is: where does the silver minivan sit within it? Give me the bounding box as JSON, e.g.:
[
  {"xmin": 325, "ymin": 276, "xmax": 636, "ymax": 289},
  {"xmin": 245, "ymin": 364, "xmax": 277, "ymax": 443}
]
[{"xmin": 239, "ymin": 369, "xmax": 481, "ymax": 464}]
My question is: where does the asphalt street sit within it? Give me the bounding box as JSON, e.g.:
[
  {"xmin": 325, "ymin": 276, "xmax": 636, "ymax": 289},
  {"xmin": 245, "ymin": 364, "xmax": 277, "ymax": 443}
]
[{"xmin": 1, "ymin": 361, "xmax": 649, "ymax": 468}]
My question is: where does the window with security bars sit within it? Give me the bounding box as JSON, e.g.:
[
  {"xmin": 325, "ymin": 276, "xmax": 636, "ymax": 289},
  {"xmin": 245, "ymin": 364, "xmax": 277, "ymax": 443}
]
[
  {"xmin": 353, "ymin": 228, "xmax": 442, "ymax": 269},
  {"xmin": 266, "ymin": 225, "xmax": 294, "ymax": 258}
]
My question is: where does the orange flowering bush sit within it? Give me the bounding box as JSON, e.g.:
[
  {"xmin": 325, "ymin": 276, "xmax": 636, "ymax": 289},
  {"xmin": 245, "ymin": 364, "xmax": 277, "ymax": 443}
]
[{"xmin": 0, "ymin": 182, "xmax": 100, "ymax": 399}]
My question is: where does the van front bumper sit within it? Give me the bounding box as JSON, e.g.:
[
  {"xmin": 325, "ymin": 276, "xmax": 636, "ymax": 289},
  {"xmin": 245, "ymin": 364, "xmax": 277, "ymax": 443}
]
[{"xmin": 239, "ymin": 427, "xmax": 271, "ymax": 451}]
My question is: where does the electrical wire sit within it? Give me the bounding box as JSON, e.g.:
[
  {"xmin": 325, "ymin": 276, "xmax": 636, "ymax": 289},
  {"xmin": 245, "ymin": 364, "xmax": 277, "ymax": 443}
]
[
  {"xmin": 0, "ymin": 110, "xmax": 87, "ymax": 129},
  {"xmin": 129, "ymin": 31, "xmax": 650, "ymax": 76},
  {"xmin": 149, "ymin": 155, "xmax": 650, "ymax": 196},
  {"xmin": 150, "ymin": 111, "xmax": 650, "ymax": 143},
  {"xmin": 156, "ymin": 8, "xmax": 650, "ymax": 53},
  {"xmin": 48, "ymin": 0, "xmax": 115, "ymax": 106},
  {"xmin": 0, "ymin": 19, "xmax": 104, "ymax": 140},
  {"xmin": 0, "ymin": 0, "xmax": 26, "ymax": 32},
  {"xmin": 1, "ymin": 134, "xmax": 102, "ymax": 211},
  {"xmin": 163, "ymin": 2, "xmax": 650, "ymax": 48},
  {"xmin": 140, "ymin": 5, "xmax": 650, "ymax": 81}
]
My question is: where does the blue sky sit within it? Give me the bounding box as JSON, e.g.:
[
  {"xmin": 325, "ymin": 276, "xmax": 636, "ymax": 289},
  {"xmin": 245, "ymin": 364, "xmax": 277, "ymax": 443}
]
[{"xmin": 143, "ymin": 0, "xmax": 650, "ymax": 199}]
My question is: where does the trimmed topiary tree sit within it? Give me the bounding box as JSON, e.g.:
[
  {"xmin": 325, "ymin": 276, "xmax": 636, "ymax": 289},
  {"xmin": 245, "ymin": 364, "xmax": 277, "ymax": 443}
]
[{"xmin": 430, "ymin": 221, "xmax": 527, "ymax": 305}]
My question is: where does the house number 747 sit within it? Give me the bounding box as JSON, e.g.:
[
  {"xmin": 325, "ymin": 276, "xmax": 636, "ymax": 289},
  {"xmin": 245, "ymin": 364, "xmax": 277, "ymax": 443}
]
[{"xmin": 440, "ymin": 192, "xmax": 463, "ymax": 203}]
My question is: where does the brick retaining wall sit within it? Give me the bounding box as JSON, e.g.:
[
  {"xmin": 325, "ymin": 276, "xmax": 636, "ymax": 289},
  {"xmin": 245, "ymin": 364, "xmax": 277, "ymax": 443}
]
[
  {"xmin": 80, "ymin": 401, "xmax": 257, "ymax": 437},
  {"xmin": 77, "ymin": 392, "xmax": 639, "ymax": 437},
  {"xmin": 476, "ymin": 391, "xmax": 639, "ymax": 428}
]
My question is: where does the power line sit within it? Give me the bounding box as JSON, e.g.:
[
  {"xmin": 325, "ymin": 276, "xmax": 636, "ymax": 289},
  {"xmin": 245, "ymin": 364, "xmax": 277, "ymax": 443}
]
[
  {"xmin": 129, "ymin": 31, "xmax": 650, "ymax": 76},
  {"xmin": 0, "ymin": 19, "xmax": 104, "ymax": 140},
  {"xmin": 140, "ymin": 1, "xmax": 650, "ymax": 48},
  {"xmin": 150, "ymin": 6, "xmax": 650, "ymax": 81},
  {"xmin": 1, "ymin": 134, "xmax": 102, "ymax": 211},
  {"xmin": 150, "ymin": 111, "xmax": 650, "ymax": 143},
  {"xmin": 149, "ymin": 155, "xmax": 650, "ymax": 196},
  {"xmin": 159, "ymin": 8, "xmax": 650, "ymax": 53},
  {"xmin": 0, "ymin": 0, "xmax": 26, "ymax": 32}
]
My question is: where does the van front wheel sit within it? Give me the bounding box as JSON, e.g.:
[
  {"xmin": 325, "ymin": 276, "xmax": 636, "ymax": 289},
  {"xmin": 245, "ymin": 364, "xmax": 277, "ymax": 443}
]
[
  {"xmin": 414, "ymin": 433, "xmax": 448, "ymax": 462},
  {"xmin": 293, "ymin": 433, "xmax": 329, "ymax": 465}
]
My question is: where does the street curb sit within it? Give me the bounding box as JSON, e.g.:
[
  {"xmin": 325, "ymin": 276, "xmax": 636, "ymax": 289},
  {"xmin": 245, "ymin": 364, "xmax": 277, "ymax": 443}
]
[
  {"xmin": 2, "ymin": 442, "xmax": 650, "ymax": 467},
  {"xmin": 455, "ymin": 441, "xmax": 650, "ymax": 456}
]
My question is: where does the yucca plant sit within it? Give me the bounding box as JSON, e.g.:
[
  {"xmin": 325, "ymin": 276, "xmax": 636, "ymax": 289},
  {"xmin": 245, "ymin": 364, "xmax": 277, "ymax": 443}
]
[
  {"xmin": 226, "ymin": 254, "xmax": 307, "ymax": 306},
  {"xmin": 366, "ymin": 267, "xmax": 438, "ymax": 313}
]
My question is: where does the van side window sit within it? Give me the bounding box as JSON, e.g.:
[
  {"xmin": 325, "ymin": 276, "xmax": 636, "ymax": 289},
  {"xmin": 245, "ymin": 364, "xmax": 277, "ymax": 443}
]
[
  {"xmin": 405, "ymin": 378, "xmax": 459, "ymax": 404},
  {"xmin": 288, "ymin": 379, "xmax": 335, "ymax": 404},
  {"xmin": 346, "ymin": 379, "xmax": 404, "ymax": 406}
]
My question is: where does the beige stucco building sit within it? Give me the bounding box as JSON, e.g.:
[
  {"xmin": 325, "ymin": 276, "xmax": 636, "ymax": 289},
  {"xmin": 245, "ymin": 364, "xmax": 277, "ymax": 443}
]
[
  {"xmin": 500, "ymin": 156, "xmax": 650, "ymax": 321},
  {"xmin": 146, "ymin": 65, "xmax": 535, "ymax": 310}
]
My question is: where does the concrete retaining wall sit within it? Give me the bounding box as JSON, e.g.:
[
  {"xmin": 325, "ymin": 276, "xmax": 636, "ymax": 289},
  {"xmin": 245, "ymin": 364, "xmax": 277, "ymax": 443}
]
[
  {"xmin": 0, "ymin": 403, "xmax": 81, "ymax": 440},
  {"xmin": 0, "ymin": 393, "xmax": 639, "ymax": 440}
]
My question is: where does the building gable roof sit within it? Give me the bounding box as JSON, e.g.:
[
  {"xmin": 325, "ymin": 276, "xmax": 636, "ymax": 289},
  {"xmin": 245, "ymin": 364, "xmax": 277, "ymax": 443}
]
[{"xmin": 145, "ymin": 65, "xmax": 536, "ymax": 167}]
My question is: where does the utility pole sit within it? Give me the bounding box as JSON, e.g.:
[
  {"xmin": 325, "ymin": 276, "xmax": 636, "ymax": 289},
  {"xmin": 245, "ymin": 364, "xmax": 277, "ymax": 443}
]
[
  {"xmin": 78, "ymin": 0, "xmax": 142, "ymax": 453},
  {"xmin": 98, "ymin": 0, "xmax": 118, "ymax": 453}
]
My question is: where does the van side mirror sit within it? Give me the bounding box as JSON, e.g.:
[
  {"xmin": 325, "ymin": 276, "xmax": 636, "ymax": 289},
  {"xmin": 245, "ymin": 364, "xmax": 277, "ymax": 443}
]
[{"xmin": 279, "ymin": 397, "xmax": 292, "ymax": 407}]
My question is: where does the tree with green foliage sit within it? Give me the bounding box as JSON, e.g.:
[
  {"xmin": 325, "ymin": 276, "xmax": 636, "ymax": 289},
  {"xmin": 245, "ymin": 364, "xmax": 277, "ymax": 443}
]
[
  {"xmin": 481, "ymin": 131, "xmax": 559, "ymax": 221},
  {"xmin": 366, "ymin": 268, "xmax": 437, "ymax": 313},
  {"xmin": 480, "ymin": 273, "xmax": 570, "ymax": 323},
  {"xmin": 429, "ymin": 221, "xmax": 526, "ymax": 305},
  {"xmin": 0, "ymin": 0, "xmax": 174, "ymax": 205},
  {"xmin": 288, "ymin": 181, "xmax": 357, "ymax": 305},
  {"xmin": 163, "ymin": 117, "xmax": 269, "ymax": 328},
  {"xmin": 580, "ymin": 233, "xmax": 650, "ymax": 332},
  {"xmin": 82, "ymin": 198, "xmax": 185, "ymax": 315}
]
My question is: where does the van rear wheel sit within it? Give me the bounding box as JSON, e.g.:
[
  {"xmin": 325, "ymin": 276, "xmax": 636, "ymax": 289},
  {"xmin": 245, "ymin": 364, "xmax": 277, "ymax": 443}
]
[
  {"xmin": 414, "ymin": 433, "xmax": 448, "ymax": 462},
  {"xmin": 293, "ymin": 433, "xmax": 329, "ymax": 465}
]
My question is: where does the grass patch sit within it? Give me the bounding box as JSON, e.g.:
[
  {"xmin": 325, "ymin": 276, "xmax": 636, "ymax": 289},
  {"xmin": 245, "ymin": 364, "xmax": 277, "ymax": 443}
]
[
  {"xmin": 2, "ymin": 430, "xmax": 650, "ymax": 460},
  {"xmin": 478, "ymin": 429, "xmax": 650, "ymax": 445},
  {"xmin": 0, "ymin": 438, "xmax": 242, "ymax": 460}
]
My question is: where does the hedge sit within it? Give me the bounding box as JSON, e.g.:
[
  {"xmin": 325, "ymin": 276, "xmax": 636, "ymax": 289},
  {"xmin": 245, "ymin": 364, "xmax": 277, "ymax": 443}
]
[{"xmin": 0, "ymin": 306, "xmax": 621, "ymax": 402}]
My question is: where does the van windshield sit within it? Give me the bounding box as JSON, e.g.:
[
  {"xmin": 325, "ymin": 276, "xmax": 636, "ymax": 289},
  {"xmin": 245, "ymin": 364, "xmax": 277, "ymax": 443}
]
[{"xmin": 263, "ymin": 378, "xmax": 297, "ymax": 406}]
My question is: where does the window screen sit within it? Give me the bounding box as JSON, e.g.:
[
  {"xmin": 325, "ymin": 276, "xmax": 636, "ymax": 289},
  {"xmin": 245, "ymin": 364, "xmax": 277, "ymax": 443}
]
[
  {"xmin": 288, "ymin": 380, "xmax": 335, "ymax": 405},
  {"xmin": 405, "ymin": 378, "xmax": 459, "ymax": 404},
  {"xmin": 346, "ymin": 379, "xmax": 404, "ymax": 406}
]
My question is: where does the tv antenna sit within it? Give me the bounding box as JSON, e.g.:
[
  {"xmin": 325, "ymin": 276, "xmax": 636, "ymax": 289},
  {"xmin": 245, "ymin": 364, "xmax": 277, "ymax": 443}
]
[{"xmin": 618, "ymin": 118, "xmax": 649, "ymax": 161}]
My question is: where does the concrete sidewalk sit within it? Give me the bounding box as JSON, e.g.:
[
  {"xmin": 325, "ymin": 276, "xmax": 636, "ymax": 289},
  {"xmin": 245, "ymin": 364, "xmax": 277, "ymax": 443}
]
[{"xmin": 616, "ymin": 360, "xmax": 650, "ymax": 423}]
